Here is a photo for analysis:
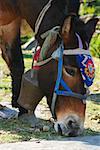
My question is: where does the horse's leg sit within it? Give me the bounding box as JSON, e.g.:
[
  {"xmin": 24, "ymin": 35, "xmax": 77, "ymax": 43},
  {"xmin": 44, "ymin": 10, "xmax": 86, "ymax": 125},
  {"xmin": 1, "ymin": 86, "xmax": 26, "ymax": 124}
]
[
  {"xmin": 10, "ymin": 33, "xmax": 24, "ymax": 106},
  {"xmin": 10, "ymin": 32, "xmax": 28, "ymax": 115},
  {"xmin": 0, "ymin": 18, "xmax": 27, "ymax": 114}
]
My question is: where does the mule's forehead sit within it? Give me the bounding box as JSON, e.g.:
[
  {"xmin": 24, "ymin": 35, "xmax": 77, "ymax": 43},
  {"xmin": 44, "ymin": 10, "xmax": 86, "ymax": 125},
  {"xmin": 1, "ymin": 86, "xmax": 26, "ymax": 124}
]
[{"xmin": 63, "ymin": 55, "xmax": 77, "ymax": 67}]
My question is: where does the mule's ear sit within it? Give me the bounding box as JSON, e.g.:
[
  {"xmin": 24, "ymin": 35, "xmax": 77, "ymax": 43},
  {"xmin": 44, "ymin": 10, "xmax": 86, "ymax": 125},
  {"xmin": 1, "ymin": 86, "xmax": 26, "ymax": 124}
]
[
  {"xmin": 85, "ymin": 18, "xmax": 98, "ymax": 43},
  {"xmin": 61, "ymin": 16, "xmax": 72, "ymax": 36}
]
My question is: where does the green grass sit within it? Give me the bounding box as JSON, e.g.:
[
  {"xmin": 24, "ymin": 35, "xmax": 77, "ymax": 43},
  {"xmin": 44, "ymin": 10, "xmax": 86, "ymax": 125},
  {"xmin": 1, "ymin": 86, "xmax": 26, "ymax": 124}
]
[
  {"xmin": 0, "ymin": 52, "xmax": 100, "ymax": 143},
  {"xmin": 23, "ymin": 51, "xmax": 33, "ymax": 71},
  {"xmin": 0, "ymin": 119, "xmax": 60, "ymax": 143},
  {"xmin": 79, "ymin": 0, "xmax": 100, "ymax": 16},
  {"xmin": 90, "ymin": 34, "xmax": 100, "ymax": 58}
]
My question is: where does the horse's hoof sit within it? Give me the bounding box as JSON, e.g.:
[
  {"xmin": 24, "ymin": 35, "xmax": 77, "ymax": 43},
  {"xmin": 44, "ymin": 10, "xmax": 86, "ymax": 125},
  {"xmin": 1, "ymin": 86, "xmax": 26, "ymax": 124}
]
[
  {"xmin": 18, "ymin": 113, "xmax": 39, "ymax": 127},
  {"xmin": 18, "ymin": 107, "xmax": 28, "ymax": 117}
]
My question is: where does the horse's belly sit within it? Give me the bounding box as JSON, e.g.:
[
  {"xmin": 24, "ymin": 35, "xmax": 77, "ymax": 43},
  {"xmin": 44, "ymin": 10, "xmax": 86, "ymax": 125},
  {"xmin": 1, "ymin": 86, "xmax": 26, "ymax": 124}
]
[
  {"xmin": 0, "ymin": 10, "xmax": 18, "ymax": 26},
  {"xmin": 0, "ymin": 17, "xmax": 21, "ymax": 47},
  {"xmin": 0, "ymin": 17, "xmax": 21, "ymax": 68}
]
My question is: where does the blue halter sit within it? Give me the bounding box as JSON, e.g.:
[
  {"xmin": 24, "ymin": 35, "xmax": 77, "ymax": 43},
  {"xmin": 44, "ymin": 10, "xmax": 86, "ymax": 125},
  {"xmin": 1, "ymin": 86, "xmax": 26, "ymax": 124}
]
[{"xmin": 51, "ymin": 34, "xmax": 95, "ymax": 119}]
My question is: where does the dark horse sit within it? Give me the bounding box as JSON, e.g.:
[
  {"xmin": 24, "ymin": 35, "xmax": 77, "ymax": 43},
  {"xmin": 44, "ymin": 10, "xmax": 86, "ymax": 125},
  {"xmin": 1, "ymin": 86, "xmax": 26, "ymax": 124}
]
[{"xmin": 0, "ymin": 0, "xmax": 80, "ymax": 110}]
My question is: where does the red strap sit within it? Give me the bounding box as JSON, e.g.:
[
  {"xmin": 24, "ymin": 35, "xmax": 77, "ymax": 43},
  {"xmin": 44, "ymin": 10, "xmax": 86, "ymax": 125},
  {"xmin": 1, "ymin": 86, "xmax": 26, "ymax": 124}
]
[{"xmin": 32, "ymin": 47, "xmax": 41, "ymax": 70}]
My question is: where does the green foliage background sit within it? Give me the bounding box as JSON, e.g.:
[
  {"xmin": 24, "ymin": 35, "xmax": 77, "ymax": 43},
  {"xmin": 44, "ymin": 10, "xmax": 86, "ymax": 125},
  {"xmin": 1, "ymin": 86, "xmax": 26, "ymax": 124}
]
[
  {"xmin": 79, "ymin": 1, "xmax": 100, "ymax": 58},
  {"xmin": 80, "ymin": 0, "xmax": 100, "ymax": 15},
  {"xmin": 90, "ymin": 34, "xmax": 100, "ymax": 58}
]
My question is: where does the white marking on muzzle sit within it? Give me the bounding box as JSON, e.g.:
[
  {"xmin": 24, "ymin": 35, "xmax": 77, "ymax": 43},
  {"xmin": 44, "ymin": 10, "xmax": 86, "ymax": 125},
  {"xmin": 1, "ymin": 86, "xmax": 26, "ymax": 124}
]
[{"xmin": 54, "ymin": 114, "xmax": 84, "ymax": 136}]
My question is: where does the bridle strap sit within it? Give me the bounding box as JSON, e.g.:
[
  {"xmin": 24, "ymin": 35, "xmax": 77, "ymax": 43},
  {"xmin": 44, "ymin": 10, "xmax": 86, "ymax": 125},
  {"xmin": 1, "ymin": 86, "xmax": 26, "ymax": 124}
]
[
  {"xmin": 51, "ymin": 43, "xmax": 64, "ymax": 118},
  {"xmin": 33, "ymin": 57, "xmax": 52, "ymax": 67},
  {"xmin": 76, "ymin": 33, "xmax": 83, "ymax": 49},
  {"xmin": 35, "ymin": 0, "xmax": 53, "ymax": 34},
  {"xmin": 63, "ymin": 49, "xmax": 90, "ymax": 55}
]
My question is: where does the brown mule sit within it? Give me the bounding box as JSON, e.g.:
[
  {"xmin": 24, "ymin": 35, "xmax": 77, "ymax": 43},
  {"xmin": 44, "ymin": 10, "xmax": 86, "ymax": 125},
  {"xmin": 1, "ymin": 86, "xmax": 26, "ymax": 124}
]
[{"xmin": 18, "ymin": 15, "xmax": 98, "ymax": 136}]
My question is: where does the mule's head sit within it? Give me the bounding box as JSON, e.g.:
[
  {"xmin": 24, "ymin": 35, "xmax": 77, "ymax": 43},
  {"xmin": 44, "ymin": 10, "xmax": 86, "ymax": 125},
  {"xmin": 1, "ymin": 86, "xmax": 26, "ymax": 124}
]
[
  {"xmin": 54, "ymin": 15, "xmax": 98, "ymax": 136},
  {"xmin": 38, "ymin": 15, "xmax": 98, "ymax": 136}
]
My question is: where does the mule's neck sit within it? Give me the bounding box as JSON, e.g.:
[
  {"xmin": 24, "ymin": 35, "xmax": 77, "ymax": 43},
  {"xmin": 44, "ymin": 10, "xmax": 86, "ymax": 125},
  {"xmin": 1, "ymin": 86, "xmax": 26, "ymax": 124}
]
[
  {"xmin": 35, "ymin": 0, "xmax": 67, "ymax": 45},
  {"xmin": 19, "ymin": 0, "xmax": 80, "ymax": 45},
  {"xmin": 35, "ymin": 0, "xmax": 80, "ymax": 45},
  {"xmin": 19, "ymin": 0, "xmax": 67, "ymax": 45}
]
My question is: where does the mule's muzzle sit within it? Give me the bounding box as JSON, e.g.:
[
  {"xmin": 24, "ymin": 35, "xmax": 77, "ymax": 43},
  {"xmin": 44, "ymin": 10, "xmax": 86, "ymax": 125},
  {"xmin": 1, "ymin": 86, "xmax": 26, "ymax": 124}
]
[
  {"xmin": 54, "ymin": 115, "xmax": 84, "ymax": 136},
  {"xmin": 56, "ymin": 124, "xmax": 79, "ymax": 137}
]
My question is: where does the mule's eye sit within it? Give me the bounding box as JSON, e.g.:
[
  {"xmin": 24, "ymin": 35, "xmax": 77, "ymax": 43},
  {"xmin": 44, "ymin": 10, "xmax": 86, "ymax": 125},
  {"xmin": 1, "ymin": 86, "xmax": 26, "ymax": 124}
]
[{"xmin": 65, "ymin": 66, "xmax": 77, "ymax": 76}]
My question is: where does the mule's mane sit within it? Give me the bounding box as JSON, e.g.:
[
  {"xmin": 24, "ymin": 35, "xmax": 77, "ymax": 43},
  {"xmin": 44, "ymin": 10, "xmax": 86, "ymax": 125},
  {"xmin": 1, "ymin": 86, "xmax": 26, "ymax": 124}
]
[
  {"xmin": 53, "ymin": 0, "xmax": 80, "ymax": 15},
  {"xmin": 53, "ymin": 0, "xmax": 66, "ymax": 11}
]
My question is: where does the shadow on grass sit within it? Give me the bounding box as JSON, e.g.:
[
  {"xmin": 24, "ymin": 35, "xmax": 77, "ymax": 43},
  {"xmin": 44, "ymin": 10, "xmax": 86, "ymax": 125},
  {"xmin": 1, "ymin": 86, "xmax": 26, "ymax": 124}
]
[
  {"xmin": 84, "ymin": 128, "xmax": 100, "ymax": 136},
  {"xmin": 0, "ymin": 118, "xmax": 57, "ymax": 142},
  {"xmin": 0, "ymin": 117, "xmax": 100, "ymax": 143}
]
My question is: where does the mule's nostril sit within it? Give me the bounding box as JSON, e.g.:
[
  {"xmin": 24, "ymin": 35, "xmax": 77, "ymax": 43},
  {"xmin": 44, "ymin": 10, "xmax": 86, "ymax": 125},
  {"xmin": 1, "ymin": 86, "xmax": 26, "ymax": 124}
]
[
  {"xmin": 58, "ymin": 124, "xmax": 62, "ymax": 135},
  {"xmin": 68, "ymin": 120, "xmax": 73, "ymax": 128}
]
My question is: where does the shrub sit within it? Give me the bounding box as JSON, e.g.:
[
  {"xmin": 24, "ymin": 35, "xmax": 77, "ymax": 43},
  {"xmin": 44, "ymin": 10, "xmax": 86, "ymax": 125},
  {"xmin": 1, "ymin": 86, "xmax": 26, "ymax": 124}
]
[
  {"xmin": 90, "ymin": 34, "xmax": 100, "ymax": 58},
  {"xmin": 79, "ymin": 0, "xmax": 99, "ymax": 16}
]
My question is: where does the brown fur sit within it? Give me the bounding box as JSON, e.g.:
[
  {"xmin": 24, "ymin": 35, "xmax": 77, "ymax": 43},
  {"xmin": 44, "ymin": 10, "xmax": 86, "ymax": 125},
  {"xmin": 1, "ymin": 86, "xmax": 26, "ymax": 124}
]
[
  {"xmin": 0, "ymin": 17, "xmax": 21, "ymax": 69},
  {"xmin": 0, "ymin": 1, "xmax": 19, "ymax": 25}
]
